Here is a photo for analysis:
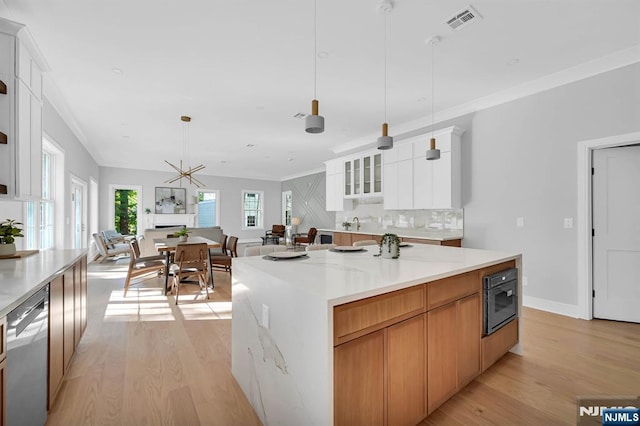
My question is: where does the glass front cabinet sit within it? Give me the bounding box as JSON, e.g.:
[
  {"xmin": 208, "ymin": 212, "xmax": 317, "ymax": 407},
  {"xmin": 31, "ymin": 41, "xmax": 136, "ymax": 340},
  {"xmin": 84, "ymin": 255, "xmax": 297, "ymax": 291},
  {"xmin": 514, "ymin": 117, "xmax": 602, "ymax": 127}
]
[{"xmin": 344, "ymin": 152, "xmax": 382, "ymax": 198}]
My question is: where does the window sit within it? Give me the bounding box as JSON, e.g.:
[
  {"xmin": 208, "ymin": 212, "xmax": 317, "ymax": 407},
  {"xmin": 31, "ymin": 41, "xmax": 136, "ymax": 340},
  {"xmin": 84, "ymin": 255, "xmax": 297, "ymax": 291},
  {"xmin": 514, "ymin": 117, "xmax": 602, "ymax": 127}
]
[
  {"xmin": 25, "ymin": 148, "xmax": 55, "ymax": 249},
  {"xmin": 242, "ymin": 190, "xmax": 263, "ymax": 229},
  {"xmin": 197, "ymin": 190, "xmax": 220, "ymax": 227}
]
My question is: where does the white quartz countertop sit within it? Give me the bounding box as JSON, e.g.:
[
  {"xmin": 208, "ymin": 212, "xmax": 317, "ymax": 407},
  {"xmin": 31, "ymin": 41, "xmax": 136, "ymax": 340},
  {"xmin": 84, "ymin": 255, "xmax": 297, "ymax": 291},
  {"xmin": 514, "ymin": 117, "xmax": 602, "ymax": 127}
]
[
  {"xmin": 0, "ymin": 249, "xmax": 87, "ymax": 316},
  {"xmin": 234, "ymin": 244, "xmax": 519, "ymax": 306},
  {"xmin": 317, "ymin": 228, "xmax": 463, "ymax": 241}
]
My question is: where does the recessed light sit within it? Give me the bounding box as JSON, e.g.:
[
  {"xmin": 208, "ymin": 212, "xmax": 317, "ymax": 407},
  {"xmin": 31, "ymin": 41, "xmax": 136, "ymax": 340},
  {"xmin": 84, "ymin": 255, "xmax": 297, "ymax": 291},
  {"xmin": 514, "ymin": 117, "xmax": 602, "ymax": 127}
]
[
  {"xmin": 111, "ymin": 68, "xmax": 123, "ymax": 74},
  {"xmin": 507, "ymin": 58, "xmax": 520, "ymax": 66},
  {"xmin": 287, "ymin": 158, "xmax": 294, "ymax": 162},
  {"xmin": 256, "ymin": 106, "xmax": 265, "ymax": 110},
  {"xmin": 417, "ymin": 96, "xmax": 427, "ymax": 102},
  {"xmin": 220, "ymin": 160, "xmax": 227, "ymax": 164},
  {"xmin": 246, "ymin": 144, "xmax": 255, "ymax": 148},
  {"xmin": 122, "ymin": 135, "xmax": 130, "ymax": 139},
  {"xmin": 317, "ymin": 51, "xmax": 329, "ymax": 59}
]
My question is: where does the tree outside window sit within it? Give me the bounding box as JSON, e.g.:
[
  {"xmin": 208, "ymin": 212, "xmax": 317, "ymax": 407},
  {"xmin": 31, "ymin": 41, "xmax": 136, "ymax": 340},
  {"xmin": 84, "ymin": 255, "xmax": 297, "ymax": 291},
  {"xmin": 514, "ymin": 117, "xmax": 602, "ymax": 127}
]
[{"xmin": 114, "ymin": 189, "xmax": 138, "ymax": 235}]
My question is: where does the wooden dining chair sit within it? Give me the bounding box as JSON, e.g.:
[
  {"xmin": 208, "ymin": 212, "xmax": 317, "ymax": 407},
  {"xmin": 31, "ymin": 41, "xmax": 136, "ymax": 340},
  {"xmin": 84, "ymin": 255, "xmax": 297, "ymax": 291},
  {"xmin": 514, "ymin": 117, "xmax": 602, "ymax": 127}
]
[
  {"xmin": 170, "ymin": 242, "xmax": 210, "ymax": 304},
  {"xmin": 123, "ymin": 239, "xmax": 167, "ymax": 296},
  {"xmin": 211, "ymin": 236, "xmax": 238, "ymax": 274}
]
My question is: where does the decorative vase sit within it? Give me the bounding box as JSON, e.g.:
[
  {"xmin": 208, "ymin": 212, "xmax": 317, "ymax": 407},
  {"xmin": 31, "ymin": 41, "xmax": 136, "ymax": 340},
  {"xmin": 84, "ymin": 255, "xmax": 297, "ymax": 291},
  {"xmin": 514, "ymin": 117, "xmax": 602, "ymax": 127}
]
[
  {"xmin": 0, "ymin": 243, "xmax": 17, "ymax": 257},
  {"xmin": 179, "ymin": 235, "xmax": 187, "ymax": 242}
]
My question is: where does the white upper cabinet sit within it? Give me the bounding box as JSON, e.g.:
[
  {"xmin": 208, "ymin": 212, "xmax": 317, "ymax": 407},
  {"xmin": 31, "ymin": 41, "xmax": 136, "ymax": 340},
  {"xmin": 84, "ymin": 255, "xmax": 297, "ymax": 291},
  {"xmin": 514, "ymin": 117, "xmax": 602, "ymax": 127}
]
[
  {"xmin": 325, "ymin": 158, "xmax": 353, "ymax": 212},
  {"xmin": 0, "ymin": 19, "xmax": 49, "ymax": 199},
  {"xmin": 384, "ymin": 126, "xmax": 465, "ymax": 210},
  {"xmin": 344, "ymin": 150, "xmax": 382, "ymax": 199},
  {"xmin": 413, "ymin": 126, "xmax": 465, "ymax": 209}
]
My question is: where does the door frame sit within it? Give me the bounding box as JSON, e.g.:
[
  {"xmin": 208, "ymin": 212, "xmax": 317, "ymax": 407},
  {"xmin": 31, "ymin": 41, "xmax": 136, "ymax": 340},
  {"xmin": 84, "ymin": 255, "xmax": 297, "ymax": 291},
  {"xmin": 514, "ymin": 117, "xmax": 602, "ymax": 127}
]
[
  {"xmin": 70, "ymin": 174, "xmax": 88, "ymax": 249},
  {"xmin": 577, "ymin": 131, "xmax": 640, "ymax": 320},
  {"xmin": 108, "ymin": 184, "xmax": 143, "ymax": 235}
]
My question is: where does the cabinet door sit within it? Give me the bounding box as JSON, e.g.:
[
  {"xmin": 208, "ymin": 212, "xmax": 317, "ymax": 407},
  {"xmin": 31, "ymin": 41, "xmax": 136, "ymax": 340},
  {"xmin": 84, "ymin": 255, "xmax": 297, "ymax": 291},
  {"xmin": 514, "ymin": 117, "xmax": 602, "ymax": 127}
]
[
  {"xmin": 363, "ymin": 155, "xmax": 371, "ymax": 194},
  {"xmin": 432, "ymin": 150, "xmax": 452, "ymax": 208},
  {"xmin": 413, "ymin": 157, "xmax": 433, "ymax": 209},
  {"xmin": 74, "ymin": 264, "xmax": 82, "ymax": 347},
  {"xmin": 457, "ymin": 293, "xmax": 481, "ymax": 388},
  {"xmin": 373, "ymin": 153, "xmax": 382, "ymax": 193},
  {"xmin": 344, "ymin": 161, "xmax": 352, "ymax": 196},
  {"xmin": 388, "ymin": 315, "xmax": 426, "ymax": 426},
  {"xmin": 427, "ymin": 302, "xmax": 457, "ymax": 414},
  {"xmin": 63, "ymin": 269, "xmax": 75, "ymax": 371},
  {"xmin": 16, "ymin": 82, "xmax": 31, "ymax": 198},
  {"xmin": 49, "ymin": 275, "xmax": 64, "ymax": 408},
  {"xmin": 397, "ymin": 159, "xmax": 413, "ymax": 209},
  {"xmin": 334, "ymin": 330, "xmax": 384, "ymax": 426},
  {"xmin": 0, "ymin": 357, "xmax": 5, "ymax": 426},
  {"xmin": 353, "ymin": 158, "xmax": 361, "ymax": 195},
  {"xmin": 333, "ymin": 232, "xmax": 352, "ymax": 247},
  {"xmin": 80, "ymin": 256, "xmax": 88, "ymax": 333},
  {"xmin": 351, "ymin": 233, "xmax": 374, "ymax": 245},
  {"xmin": 326, "ymin": 173, "xmax": 338, "ymax": 211},
  {"xmin": 383, "ymin": 162, "xmax": 398, "ymax": 209}
]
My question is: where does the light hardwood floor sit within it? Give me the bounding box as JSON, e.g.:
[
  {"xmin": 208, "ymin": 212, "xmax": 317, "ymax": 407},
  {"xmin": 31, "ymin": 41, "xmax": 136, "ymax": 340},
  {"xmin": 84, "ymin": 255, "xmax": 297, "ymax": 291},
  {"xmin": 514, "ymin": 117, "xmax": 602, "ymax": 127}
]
[{"xmin": 47, "ymin": 259, "xmax": 640, "ymax": 425}]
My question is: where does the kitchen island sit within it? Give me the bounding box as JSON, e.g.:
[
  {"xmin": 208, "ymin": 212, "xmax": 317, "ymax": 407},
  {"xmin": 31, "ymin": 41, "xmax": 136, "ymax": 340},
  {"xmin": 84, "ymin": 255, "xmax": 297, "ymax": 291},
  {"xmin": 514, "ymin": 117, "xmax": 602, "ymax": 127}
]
[
  {"xmin": 318, "ymin": 228, "xmax": 464, "ymax": 247},
  {"xmin": 232, "ymin": 244, "xmax": 521, "ymax": 425}
]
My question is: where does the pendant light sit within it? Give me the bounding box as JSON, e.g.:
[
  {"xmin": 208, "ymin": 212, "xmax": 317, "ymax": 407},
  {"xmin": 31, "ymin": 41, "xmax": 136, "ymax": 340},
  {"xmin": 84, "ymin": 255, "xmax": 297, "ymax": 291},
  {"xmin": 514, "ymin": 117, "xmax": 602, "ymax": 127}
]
[
  {"xmin": 376, "ymin": 0, "xmax": 393, "ymax": 150},
  {"xmin": 165, "ymin": 115, "xmax": 206, "ymax": 187},
  {"xmin": 426, "ymin": 36, "xmax": 441, "ymax": 160},
  {"xmin": 305, "ymin": 0, "xmax": 324, "ymax": 133}
]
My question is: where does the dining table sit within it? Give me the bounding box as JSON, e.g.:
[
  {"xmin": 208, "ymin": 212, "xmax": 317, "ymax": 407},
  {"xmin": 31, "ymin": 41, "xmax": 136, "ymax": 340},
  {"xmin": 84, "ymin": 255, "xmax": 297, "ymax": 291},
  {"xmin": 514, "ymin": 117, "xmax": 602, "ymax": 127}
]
[{"xmin": 154, "ymin": 236, "xmax": 222, "ymax": 295}]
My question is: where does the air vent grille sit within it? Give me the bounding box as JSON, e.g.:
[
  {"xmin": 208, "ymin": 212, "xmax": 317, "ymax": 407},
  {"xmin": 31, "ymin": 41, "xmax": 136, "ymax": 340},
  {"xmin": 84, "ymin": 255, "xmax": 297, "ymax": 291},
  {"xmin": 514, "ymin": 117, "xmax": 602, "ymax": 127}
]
[
  {"xmin": 294, "ymin": 112, "xmax": 307, "ymax": 119},
  {"xmin": 445, "ymin": 5, "xmax": 482, "ymax": 30}
]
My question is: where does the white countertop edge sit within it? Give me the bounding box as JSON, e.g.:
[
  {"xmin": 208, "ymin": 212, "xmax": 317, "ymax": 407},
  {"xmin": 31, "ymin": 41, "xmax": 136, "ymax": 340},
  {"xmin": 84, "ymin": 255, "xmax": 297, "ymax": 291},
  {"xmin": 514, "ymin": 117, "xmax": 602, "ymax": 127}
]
[
  {"xmin": 326, "ymin": 253, "xmax": 522, "ymax": 307},
  {"xmin": 0, "ymin": 249, "xmax": 88, "ymax": 316},
  {"xmin": 317, "ymin": 228, "xmax": 463, "ymax": 241}
]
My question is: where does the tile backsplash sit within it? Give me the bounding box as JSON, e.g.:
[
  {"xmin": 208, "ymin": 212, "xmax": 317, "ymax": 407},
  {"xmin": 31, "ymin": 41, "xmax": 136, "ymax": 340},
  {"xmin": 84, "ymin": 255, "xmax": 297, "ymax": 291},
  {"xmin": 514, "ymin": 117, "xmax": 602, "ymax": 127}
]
[{"xmin": 335, "ymin": 200, "xmax": 463, "ymax": 233}]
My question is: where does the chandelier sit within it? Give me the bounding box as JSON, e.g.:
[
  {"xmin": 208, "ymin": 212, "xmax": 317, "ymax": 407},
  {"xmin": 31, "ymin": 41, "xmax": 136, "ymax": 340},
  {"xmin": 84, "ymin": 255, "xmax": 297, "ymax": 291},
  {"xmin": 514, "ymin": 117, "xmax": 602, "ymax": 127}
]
[{"xmin": 165, "ymin": 115, "xmax": 206, "ymax": 187}]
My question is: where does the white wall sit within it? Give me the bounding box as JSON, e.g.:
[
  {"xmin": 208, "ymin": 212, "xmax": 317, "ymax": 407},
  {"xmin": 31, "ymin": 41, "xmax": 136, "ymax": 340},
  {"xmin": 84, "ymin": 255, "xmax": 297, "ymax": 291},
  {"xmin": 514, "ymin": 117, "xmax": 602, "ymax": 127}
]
[
  {"xmin": 461, "ymin": 62, "xmax": 640, "ymax": 307},
  {"xmin": 99, "ymin": 167, "xmax": 282, "ymax": 241},
  {"xmin": 0, "ymin": 98, "xmax": 100, "ymax": 250}
]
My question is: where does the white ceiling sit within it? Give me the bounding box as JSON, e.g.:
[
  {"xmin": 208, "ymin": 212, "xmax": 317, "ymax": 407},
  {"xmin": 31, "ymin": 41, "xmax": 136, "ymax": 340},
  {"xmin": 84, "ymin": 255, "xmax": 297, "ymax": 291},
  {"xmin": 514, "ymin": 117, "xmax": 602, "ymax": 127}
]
[{"xmin": 1, "ymin": 0, "xmax": 639, "ymax": 180}]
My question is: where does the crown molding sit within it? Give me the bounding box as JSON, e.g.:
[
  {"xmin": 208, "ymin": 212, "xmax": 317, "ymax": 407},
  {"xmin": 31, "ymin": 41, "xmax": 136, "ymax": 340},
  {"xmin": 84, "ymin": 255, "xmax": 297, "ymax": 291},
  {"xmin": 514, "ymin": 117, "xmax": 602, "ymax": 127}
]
[
  {"xmin": 331, "ymin": 44, "xmax": 640, "ymax": 155},
  {"xmin": 279, "ymin": 167, "xmax": 325, "ymax": 182}
]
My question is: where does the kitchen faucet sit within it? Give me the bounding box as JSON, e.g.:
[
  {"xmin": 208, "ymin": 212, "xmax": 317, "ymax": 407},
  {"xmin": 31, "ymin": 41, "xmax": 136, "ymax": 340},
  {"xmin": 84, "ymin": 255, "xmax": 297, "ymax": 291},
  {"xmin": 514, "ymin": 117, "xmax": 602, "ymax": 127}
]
[{"xmin": 352, "ymin": 217, "xmax": 360, "ymax": 231}]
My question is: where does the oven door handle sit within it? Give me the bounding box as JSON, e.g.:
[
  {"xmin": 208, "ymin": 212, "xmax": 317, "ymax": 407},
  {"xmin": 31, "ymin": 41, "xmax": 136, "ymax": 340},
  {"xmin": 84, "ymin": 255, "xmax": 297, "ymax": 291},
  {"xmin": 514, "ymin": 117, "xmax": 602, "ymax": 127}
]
[{"xmin": 506, "ymin": 289, "xmax": 513, "ymax": 297}]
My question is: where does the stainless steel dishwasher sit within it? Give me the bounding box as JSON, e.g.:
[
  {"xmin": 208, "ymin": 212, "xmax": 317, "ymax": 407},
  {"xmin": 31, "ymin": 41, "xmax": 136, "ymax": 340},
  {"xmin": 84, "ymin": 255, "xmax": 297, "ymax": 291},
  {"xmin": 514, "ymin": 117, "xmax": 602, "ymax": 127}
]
[{"xmin": 7, "ymin": 285, "xmax": 49, "ymax": 426}]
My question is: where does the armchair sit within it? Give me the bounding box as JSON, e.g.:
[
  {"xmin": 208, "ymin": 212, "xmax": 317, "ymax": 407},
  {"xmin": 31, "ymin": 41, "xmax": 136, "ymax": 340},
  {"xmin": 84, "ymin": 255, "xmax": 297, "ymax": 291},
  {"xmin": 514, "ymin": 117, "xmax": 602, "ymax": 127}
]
[{"xmin": 294, "ymin": 227, "xmax": 317, "ymax": 247}]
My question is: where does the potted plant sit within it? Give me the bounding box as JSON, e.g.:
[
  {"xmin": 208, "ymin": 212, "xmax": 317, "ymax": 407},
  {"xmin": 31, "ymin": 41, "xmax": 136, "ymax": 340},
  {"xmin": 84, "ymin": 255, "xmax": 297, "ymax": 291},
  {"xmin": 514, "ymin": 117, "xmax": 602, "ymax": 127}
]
[
  {"xmin": 379, "ymin": 233, "xmax": 400, "ymax": 259},
  {"xmin": 173, "ymin": 227, "xmax": 190, "ymax": 242},
  {"xmin": 145, "ymin": 208, "xmax": 151, "ymax": 214},
  {"xmin": 0, "ymin": 219, "xmax": 24, "ymax": 257},
  {"xmin": 342, "ymin": 221, "xmax": 351, "ymax": 231}
]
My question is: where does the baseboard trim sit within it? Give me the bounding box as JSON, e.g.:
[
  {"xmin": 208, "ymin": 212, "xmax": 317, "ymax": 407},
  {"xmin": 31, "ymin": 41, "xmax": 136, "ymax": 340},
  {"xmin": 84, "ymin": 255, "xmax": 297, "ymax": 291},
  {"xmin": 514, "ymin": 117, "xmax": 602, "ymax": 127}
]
[{"xmin": 523, "ymin": 296, "xmax": 581, "ymax": 318}]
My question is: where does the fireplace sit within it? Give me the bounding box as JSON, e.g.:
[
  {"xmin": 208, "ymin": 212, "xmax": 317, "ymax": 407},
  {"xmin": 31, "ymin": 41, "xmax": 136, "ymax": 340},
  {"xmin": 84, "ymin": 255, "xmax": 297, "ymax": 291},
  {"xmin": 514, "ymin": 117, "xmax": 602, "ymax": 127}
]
[{"xmin": 141, "ymin": 213, "xmax": 196, "ymax": 230}]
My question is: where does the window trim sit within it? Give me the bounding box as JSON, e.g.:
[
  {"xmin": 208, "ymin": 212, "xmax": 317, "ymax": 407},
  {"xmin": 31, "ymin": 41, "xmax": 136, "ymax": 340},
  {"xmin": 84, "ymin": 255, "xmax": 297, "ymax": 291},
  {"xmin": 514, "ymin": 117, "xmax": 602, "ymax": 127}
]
[{"xmin": 241, "ymin": 190, "xmax": 264, "ymax": 230}]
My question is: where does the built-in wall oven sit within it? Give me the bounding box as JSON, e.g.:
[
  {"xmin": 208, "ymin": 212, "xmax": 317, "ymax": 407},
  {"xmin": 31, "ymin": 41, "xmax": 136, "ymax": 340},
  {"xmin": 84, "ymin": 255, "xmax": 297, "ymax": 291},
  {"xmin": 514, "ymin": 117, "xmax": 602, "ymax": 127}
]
[{"xmin": 483, "ymin": 268, "xmax": 518, "ymax": 335}]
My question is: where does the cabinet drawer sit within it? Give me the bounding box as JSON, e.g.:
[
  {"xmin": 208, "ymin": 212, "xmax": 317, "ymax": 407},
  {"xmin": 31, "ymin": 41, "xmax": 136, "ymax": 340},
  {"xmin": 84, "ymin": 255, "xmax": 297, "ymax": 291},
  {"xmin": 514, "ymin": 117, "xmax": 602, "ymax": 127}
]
[
  {"xmin": 427, "ymin": 270, "xmax": 479, "ymax": 310},
  {"xmin": 334, "ymin": 285, "xmax": 426, "ymax": 345}
]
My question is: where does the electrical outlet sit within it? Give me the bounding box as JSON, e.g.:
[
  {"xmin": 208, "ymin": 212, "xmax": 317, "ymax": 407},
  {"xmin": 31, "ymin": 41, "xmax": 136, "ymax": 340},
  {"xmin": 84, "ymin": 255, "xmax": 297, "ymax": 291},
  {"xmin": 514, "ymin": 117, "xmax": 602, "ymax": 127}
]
[
  {"xmin": 516, "ymin": 217, "xmax": 525, "ymax": 228},
  {"xmin": 262, "ymin": 304, "xmax": 270, "ymax": 329},
  {"xmin": 563, "ymin": 218, "xmax": 574, "ymax": 229},
  {"xmin": 523, "ymin": 276, "xmax": 528, "ymax": 287}
]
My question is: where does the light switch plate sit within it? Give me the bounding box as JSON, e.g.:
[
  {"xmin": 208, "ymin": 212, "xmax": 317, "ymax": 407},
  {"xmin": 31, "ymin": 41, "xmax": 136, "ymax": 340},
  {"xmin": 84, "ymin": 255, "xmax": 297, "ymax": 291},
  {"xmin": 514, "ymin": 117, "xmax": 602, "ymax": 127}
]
[
  {"xmin": 516, "ymin": 217, "xmax": 525, "ymax": 228},
  {"xmin": 563, "ymin": 218, "xmax": 574, "ymax": 229}
]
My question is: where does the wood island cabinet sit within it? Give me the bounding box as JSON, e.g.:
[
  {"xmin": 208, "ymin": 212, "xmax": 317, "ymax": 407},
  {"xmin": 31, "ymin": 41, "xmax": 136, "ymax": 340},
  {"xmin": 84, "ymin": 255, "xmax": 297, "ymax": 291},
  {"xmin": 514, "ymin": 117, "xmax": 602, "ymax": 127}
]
[
  {"xmin": 333, "ymin": 231, "xmax": 460, "ymax": 247},
  {"xmin": 48, "ymin": 255, "xmax": 88, "ymax": 409},
  {"xmin": 334, "ymin": 266, "xmax": 507, "ymax": 425}
]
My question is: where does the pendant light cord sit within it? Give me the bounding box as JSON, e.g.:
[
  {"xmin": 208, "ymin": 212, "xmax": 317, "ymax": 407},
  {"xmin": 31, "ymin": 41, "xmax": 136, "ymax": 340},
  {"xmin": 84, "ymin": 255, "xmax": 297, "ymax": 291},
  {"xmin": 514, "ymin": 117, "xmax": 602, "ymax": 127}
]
[
  {"xmin": 383, "ymin": 12, "xmax": 388, "ymax": 123},
  {"xmin": 313, "ymin": 0, "xmax": 317, "ymax": 99},
  {"xmin": 431, "ymin": 39, "xmax": 435, "ymax": 138}
]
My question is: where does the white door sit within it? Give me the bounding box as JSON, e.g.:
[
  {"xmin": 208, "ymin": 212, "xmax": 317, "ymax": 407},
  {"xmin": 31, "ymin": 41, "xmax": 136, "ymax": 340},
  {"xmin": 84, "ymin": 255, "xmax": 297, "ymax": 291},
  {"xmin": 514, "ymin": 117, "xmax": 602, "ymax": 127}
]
[{"xmin": 592, "ymin": 145, "xmax": 640, "ymax": 322}]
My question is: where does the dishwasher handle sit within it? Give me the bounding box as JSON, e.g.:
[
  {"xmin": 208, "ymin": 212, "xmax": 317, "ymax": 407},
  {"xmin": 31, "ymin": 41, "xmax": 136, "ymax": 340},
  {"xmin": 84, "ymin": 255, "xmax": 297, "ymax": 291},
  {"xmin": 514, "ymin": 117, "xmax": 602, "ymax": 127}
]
[{"xmin": 8, "ymin": 286, "xmax": 49, "ymax": 338}]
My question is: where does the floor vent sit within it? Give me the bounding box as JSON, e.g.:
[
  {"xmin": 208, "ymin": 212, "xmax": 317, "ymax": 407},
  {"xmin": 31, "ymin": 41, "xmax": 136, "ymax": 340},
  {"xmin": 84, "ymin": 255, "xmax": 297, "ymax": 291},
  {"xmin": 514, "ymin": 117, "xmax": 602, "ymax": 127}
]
[{"xmin": 445, "ymin": 5, "xmax": 482, "ymax": 30}]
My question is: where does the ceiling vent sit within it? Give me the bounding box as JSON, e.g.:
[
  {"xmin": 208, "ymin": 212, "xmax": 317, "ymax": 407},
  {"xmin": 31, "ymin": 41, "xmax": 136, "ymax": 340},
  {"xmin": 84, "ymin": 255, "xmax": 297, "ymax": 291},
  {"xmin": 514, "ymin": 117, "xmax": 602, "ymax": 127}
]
[
  {"xmin": 445, "ymin": 5, "xmax": 482, "ymax": 30},
  {"xmin": 294, "ymin": 112, "xmax": 307, "ymax": 119}
]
